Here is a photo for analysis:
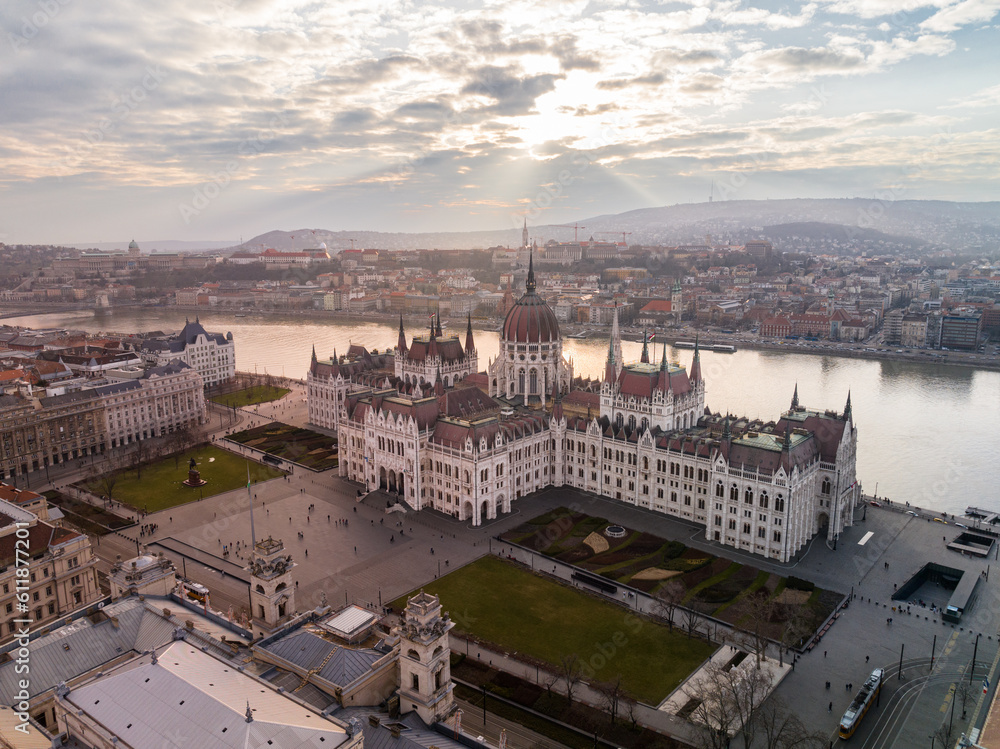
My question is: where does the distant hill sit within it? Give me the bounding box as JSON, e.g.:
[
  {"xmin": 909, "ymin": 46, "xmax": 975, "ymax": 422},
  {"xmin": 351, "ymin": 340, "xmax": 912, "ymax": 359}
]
[{"xmin": 232, "ymin": 199, "xmax": 1000, "ymax": 253}]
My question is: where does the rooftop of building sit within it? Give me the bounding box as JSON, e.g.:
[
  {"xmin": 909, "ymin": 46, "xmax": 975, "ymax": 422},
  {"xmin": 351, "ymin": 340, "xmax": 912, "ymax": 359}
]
[{"xmin": 64, "ymin": 640, "xmax": 350, "ymax": 749}]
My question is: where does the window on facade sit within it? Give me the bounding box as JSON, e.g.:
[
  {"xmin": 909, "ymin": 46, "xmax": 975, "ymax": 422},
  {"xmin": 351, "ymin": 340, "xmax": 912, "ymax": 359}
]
[{"xmin": 744, "ymin": 488, "xmax": 754, "ymax": 504}]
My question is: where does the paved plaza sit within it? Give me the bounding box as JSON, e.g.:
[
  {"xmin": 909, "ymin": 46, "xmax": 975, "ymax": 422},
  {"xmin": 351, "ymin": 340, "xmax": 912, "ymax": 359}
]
[{"xmin": 73, "ymin": 389, "xmax": 1000, "ymax": 747}]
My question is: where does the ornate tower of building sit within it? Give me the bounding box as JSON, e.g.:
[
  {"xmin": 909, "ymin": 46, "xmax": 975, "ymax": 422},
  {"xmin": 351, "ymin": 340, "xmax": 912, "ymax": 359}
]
[
  {"xmin": 610, "ymin": 304, "xmax": 623, "ymax": 376},
  {"xmin": 522, "ymin": 218, "xmax": 529, "ymax": 249},
  {"xmin": 248, "ymin": 536, "xmax": 295, "ymax": 640},
  {"xmin": 671, "ymin": 279, "xmax": 683, "ymax": 314},
  {"xmin": 396, "ymin": 591, "xmax": 455, "ymax": 725}
]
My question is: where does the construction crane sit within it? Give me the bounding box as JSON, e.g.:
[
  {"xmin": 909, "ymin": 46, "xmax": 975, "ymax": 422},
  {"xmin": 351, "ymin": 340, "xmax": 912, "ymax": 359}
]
[
  {"xmin": 595, "ymin": 231, "xmax": 632, "ymax": 245},
  {"xmin": 552, "ymin": 223, "xmax": 586, "ymax": 242}
]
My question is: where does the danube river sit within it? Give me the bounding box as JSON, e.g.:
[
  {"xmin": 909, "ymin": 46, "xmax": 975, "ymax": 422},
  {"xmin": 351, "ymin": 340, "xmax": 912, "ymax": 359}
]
[{"xmin": 8, "ymin": 307, "xmax": 997, "ymax": 517}]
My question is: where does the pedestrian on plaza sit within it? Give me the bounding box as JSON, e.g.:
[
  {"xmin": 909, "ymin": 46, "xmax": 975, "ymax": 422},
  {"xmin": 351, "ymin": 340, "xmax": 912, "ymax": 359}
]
[
  {"xmin": 866, "ymin": 655, "xmax": 869, "ymax": 663},
  {"xmin": 824, "ymin": 650, "xmax": 827, "ymax": 658},
  {"xmin": 828, "ymin": 702, "xmax": 832, "ymax": 712}
]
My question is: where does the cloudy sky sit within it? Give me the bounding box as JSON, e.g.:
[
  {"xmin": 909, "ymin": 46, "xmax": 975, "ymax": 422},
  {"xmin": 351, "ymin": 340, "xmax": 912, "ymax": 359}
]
[{"xmin": 1, "ymin": 0, "xmax": 998, "ymax": 245}]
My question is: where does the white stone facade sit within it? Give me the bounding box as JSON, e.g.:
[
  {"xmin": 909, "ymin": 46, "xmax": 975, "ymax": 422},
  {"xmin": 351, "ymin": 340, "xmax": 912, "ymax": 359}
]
[
  {"xmin": 98, "ymin": 361, "xmax": 205, "ymax": 448},
  {"xmin": 140, "ymin": 319, "xmax": 235, "ymax": 388}
]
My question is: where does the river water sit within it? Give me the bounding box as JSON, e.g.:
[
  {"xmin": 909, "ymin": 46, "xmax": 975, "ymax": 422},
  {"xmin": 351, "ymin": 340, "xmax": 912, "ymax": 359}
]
[{"xmin": 6, "ymin": 307, "xmax": 996, "ymax": 516}]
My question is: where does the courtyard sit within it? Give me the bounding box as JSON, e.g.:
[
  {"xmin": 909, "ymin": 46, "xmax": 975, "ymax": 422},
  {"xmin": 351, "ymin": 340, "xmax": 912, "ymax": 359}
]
[
  {"xmin": 79, "ymin": 444, "xmax": 285, "ymax": 513},
  {"xmin": 503, "ymin": 507, "xmax": 843, "ymax": 644},
  {"xmin": 226, "ymin": 423, "xmax": 338, "ymax": 471},
  {"xmin": 209, "ymin": 384, "xmax": 290, "ymax": 408},
  {"xmin": 392, "ymin": 555, "xmax": 715, "ymax": 704}
]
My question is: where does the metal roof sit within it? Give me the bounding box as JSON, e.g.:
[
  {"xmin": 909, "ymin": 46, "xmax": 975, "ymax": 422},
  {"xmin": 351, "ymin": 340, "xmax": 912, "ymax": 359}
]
[
  {"xmin": 261, "ymin": 630, "xmax": 384, "ymax": 687},
  {"xmin": 66, "ymin": 642, "xmax": 348, "ymax": 749},
  {"xmin": 323, "ymin": 606, "xmax": 375, "ymax": 637}
]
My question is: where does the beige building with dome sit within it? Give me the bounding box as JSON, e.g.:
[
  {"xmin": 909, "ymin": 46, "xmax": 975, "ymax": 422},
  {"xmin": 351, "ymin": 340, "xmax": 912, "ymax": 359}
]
[{"xmin": 312, "ymin": 258, "xmax": 861, "ymax": 561}]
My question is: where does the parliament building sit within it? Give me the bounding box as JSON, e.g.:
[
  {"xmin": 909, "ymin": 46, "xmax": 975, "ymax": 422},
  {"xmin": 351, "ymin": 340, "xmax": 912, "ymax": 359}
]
[{"xmin": 307, "ymin": 255, "xmax": 860, "ymax": 562}]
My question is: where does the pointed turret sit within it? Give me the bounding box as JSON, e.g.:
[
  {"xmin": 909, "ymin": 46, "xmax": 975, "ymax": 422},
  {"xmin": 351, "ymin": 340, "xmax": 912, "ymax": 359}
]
[
  {"xmin": 783, "ymin": 419, "xmax": 793, "ymax": 451},
  {"xmin": 551, "ymin": 377, "xmax": 563, "ymax": 422},
  {"xmin": 604, "ymin": 336, "xmax": 617, "ymax": 383},
  {"xmin": 465, "ymin": 313, "xmax": 476, "ymax": 353},
  {"xmin": 525, "ymin": 250, "xmax": 536, "ymax": 293},
  {"xmin": 657, "ymin": 341, "xmax": 670, "ymax": 391},
  {"xmin": 844, "ymin": 390, "xmax": 852, "ymax": 422},
  {"xmin": 435, "ymin": 313, "xmax": 443, "ymax": 338},
  {"xmin": 640, "ymin": 328, "xmax": 650, "ymax": 363},
  {"xmin": 397, "ymin": 315, "xmax": 407, "ymax": 355},
  {"xmin": 311, "ymin": 344, "xmax": 317, "ymax": 363},
  {"xmin": 434, "ymin": 365, "xmax": 444, "ymax": 396},
  {"xmin": 690, "ymin": 335, "xmax": 702, "ymax": 384},
  {"xmin": 522, "ymin": 218, "xmax": 529, "ymax": 249},
  {"xmin": 791, "ymin": 382, "xmax": 799, "ymax": 410},
  {"xmin": 610, "ymin": 303, "xmax": 623, "ymax": 374},
  {"xmin": 722, "ymin": 413, "xmax": 732, "ymax": 442}
]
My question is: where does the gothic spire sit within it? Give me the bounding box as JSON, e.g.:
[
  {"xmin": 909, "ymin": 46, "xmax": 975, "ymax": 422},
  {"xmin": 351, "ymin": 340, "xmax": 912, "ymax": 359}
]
[
  {"xmin": 657, "ymin": 340, "xmax": 669, "ymax": 391},
  {"xmin": 604, "ymin": 335, "xmax": 617, "ymax": 383},
  {"xmin": 791, "ymin": 382, "xmax": 799, "ymax": 409},
  {"xmin": 311, "ymin": 344, "xmax": 316, "ymax": 363},
  {"xmin": 551, "ymin": 376, "xmax": 563, "ymax": 422},
  {"xmin": 640, "ymin": 328, "xmax": 649, "ymax": 364},
  {"xmin": 844, "ymin": 390, "xmax": 852, "ymax": 421},
  {"xmin": 397, "ymin": 314, "xmax": 407, "ymax": 354},
  {"xmin": 690, "ymin": 334, "xmax": 702, "ymax": 383},
  {"xmin": 610, "ymin": 302, "xmax": 623, "ymax": 374},
  {"xmin": 465, "ymin": 313, "xmax": 476, "ymax": 353},
  {"xmin": 525, "ymin": 250, "xmax": 536, "ymax": 293},
  {"xmin": 434, "ymin": 364, "xmax": 444, "ymax": 396},
  {"xmin": 722, "ymin": 413, "xmax": 731, "ymax": 441},
  {"xmin": 783, "ymin": 419, "xmax": 792, "ymax": 450}
]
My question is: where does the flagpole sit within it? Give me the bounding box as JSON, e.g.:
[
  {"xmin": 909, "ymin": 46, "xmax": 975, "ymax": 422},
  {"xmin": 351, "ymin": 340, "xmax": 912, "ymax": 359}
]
[{"xmin": 247, "ymin": 461, "xmax": 256, "ymax": 546}]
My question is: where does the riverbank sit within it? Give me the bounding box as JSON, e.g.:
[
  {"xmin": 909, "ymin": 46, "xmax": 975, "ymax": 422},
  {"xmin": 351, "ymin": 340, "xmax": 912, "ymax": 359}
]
[{"xmin": 169, "ymin": 303, "xmax": 1000, "ymax": 373}]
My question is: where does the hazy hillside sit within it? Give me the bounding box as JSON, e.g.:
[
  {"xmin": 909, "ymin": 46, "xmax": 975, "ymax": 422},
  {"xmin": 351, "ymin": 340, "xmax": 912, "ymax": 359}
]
[{"xmin": 233, "ymin": 199, "xmax": 1000, "ymax": 253}]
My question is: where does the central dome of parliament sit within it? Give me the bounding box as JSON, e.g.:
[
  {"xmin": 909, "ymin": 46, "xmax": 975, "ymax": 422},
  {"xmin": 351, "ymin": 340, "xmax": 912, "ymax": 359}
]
[{"xmin": 501, "ymin": 255, "xmax": 560, "ymax": 344}]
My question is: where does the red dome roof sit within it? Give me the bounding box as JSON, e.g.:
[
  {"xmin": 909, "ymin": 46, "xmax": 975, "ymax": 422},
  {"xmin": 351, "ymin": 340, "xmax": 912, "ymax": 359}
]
[{"xmin": 502, "ymin": 290, "xmax": 560, "ymax": 343}]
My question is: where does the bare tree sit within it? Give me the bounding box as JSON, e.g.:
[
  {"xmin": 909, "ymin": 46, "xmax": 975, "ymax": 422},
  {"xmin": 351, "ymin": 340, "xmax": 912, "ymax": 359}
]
[
  {"xmin": 737, "ymin": 590, "xmax": 778, "ymax": 667},
  {"xmin": 934, "ymin": 720, "xmax": 957, "ymax": 749},
  {"xmin": 540, "ymin": 668, "xmax": 560, "ymax": 697},
  {"xmin": 753, "ymin": 696, "xmax": 825, "ymax": 748},
  {"xmin": 955, "ymin": 681, "xmax": 974, "ymax": 719},
  {"xmin": 595, "ymin": 675, "xmax": 627, "ymax": 726},
  {"xmin": 688, "ymin": 663, "xmax": 740, "ymax": 749},
  {"xmin": 625, "ymin": 697, "xmax": 641, "ymax": 731},
  {"xmin": 91, "ymin": 457, "xmax": 123, "ymax": 505},
  {"xmin": 130, "ymin": 440, "xmax": 149, "ymax": 479},
  {"xmin": 559, "ymin": 654, "xmax": 582, "ymax": 706},
  {"xmin": 654, "ymin": 580, "xmax": 684, "ymax": 631},
  {"xmin": 682, "ymin": 606, "xmax": 701, "ymax": 639},
  {"xmin": 688, "ymin": 660, "xmax": 774, "ymax": 749}
]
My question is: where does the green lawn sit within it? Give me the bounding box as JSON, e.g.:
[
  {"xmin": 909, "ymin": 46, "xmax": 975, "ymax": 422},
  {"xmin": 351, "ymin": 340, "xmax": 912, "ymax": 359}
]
[
  {"xmin": 394, "ymin": 556, "xmax": 715, "ymax": 704},
  {"xmin": 210, "ymin": 385, "xmax": 290, "ymax": 408},
  {"xmin": 84, "ymin": 445, "xmax": 284, "ymax": 514}
]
